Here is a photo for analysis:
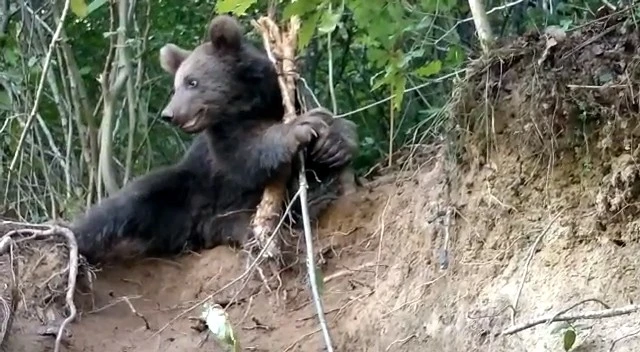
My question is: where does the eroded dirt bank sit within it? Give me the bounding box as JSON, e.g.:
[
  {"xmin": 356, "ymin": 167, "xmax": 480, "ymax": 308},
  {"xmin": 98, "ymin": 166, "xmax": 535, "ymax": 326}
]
[{"xmin": 3, "ymin": 7, "xmax": 640, "ymax": 352}]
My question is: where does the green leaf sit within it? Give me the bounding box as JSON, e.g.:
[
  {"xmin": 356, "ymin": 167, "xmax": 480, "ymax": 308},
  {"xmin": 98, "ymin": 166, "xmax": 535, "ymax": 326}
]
[
  {"xmin": 79, "ymin": 66, "xmax": 92, "ymax": 75},
  {"xmin": 560, "ymin": 19, "xmax": 573, "ymax": 31},
  {"xmin": 215, "ymin": 0, "xmax": 257, "ymax": 16},
  {"xmin": 563, "ymin": 329, "xmax": 576, "ymax": 351},
  {"xmin": 317, "ymin": 4, "xmax": 343, "ymax": 34},
  {"xmin": 367, "ymin": 48, "xmax": 389, "ymax": 68},
  {"xmin": 414, "ymin": 60, "xmax": 442, "ymax": 77},
  {"xmin": 283, "ymin": 0, "xmax": 319, "ymax": 19},
  {"xmin": 298, "ymin": 11, "xmax": 321, "ymax": 51},
  {"xmin": 70, "ymin": 0, "xmax": 88, "ymax": 18},
  {"xmin": 0, "ymin": 89, "xmax": 11, "ymax": 111},
  {"xmin": 445, "ymin": 45, "xmax": 464, "ymax": 67},
  {"xmin": 391, "ymin": 74, "xmax": 406, "ymax": 111},
  {"xmin": 371, "ymin": 73, "xmax": 388, "ymax": 91},
  {"xmin": 314, "ymin": 266, "xmax": 325, "ymax": 296},
  {"xmin": 3, "ymin": 48, "xmax": 18, "ymax": 66},
  {"xmin": 27, "ymin": 56, "xmax": 39, "ymax": 68},
  {"xmin": 86, "ymin": 0, "xmax": 107, "ymax": 16}
]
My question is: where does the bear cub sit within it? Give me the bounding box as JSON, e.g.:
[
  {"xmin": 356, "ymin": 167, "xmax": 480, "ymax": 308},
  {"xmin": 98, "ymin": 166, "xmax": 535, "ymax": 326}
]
[{"xmin": 70, "ymin": 15, "xmax": 359, "ymax": 265}]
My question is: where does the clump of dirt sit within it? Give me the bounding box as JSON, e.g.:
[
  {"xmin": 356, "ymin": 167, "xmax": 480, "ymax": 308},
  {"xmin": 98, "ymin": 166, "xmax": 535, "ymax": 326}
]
[{"xmin": 4, "ymin": 7, "xmax": 640, "ymax": 352}]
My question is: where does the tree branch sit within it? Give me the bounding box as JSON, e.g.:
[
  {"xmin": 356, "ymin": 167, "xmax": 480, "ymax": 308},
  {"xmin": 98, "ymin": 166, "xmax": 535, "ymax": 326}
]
[{"xmin": 501, "ymin": 304, "xmax": 640, "ymax": 335}]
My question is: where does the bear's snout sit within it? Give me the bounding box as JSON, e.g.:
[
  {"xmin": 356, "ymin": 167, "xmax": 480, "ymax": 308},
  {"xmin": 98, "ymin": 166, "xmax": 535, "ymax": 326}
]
[{"xmin": 160, "ymin": 108, "xmax": 174, "ymax": 123}]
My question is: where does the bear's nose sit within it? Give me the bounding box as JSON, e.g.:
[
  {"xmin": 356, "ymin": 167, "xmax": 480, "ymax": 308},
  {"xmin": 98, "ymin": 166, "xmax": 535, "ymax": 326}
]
[{"xmin": 160, "ymin": 109, "xmax": 173, "ymax": 123}]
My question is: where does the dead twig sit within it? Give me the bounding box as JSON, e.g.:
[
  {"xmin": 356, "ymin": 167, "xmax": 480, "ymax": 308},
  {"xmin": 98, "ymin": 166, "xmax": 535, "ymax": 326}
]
[
  {"xmin": 283, "ymin": 328, "xmax": 321, "ymax": 352},
  {"xmin": 322, "ymin": 262, "xmax": 378, "ymax": 283},
  {"xmin": 501, "ymin": 303, "xmax": 640, "ymax": 335},
  {"xmin": 608, "ymin": 327, "xmax": 640, "ymax": 352},
  {"xmin": 123, "ymin": 296, "xmax": 150, "ymax": 330},
  {"xmin": 88, "ymin": 295, "xmax": 149, "ymax": 329},
  {"xmin": 512, "ymin": 209, "xmax": 565, "ymax": 323},
  {"xmin": 385, "ymin": 333, "xmax": 417, "ymax": 351},
  {"xmin": 546, "ymin": 298, "xmax": 610, "ymax": 322}
]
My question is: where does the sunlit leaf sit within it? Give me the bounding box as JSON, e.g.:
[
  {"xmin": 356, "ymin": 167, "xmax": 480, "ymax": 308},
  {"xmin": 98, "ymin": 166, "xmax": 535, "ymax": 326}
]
[
  {"xmin": 79, "ymin": 66, "xmax": 92, "ymax": 75},
  {"xmin": 298, "ymin": 11, "xmax": 321, "ymax": 51},
  {"xmin": 317, "ymin": 4, "xmax": 343, "ymax": 34},
  {"xmin": 215, "ymin": 0, "xmax": 258, "ymax": 16},
  {"xmin": 283, "ymin": 0, "xmax": 319, "ymax": 19},
  {"xmin": 3, "ymin": 49, "xmax": 18, "ymax": 66},
  {"xmin": 86, "ymin": 0, "xmax": 107, "ymax": 16},
  {"xmin": 415, "ymin": 60, "xmax": 442, "ymax": 77},
  {"xmin": 0, "ymin": 90, "xmax": 11, "ymax": 111},
  {"xmin": 391, "ymin": 74, "xmax": 406, "ymax": 111},
  {"xmin": 367, "ymin": 48, "xmax": 389, "ymax": 68},
  {"xmin": 445, "ymin": 45, "xmax": 464, "ymax": 67},
  {"xmin": 408, "ymin": 49, "xmax": 425, "ymax": 59},
  {"xmin": 70, "ymin": 0, "xmax": 88, "ymax": 18},
  {"xmin": 371, "ymin": 74, "xmax": 388, "ymax": 92},
  {"xmin": 27, "ymin": 56, "xmax": 39, "ymax": 68}
]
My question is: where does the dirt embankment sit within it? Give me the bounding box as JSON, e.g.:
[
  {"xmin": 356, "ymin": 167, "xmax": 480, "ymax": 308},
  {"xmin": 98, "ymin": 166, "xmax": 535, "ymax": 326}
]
[{"xmin": 3, "ymin": 7, "xmax": 640, "ymax": 352}]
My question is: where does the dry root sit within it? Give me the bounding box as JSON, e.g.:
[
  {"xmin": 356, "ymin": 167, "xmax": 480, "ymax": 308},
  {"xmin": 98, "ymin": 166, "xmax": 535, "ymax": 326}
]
[
  {"xmin": 247, "ymin": 15, "xmax": 301, "ymax": 263},
  {"xmin": 0, "ymin": 221, "xmax": 83, "ymax": 352}
]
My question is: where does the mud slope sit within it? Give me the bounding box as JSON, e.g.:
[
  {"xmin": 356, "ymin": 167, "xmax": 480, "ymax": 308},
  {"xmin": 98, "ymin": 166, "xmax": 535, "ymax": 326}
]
[{"xmin": 4, "ymin": 7, "xmax": 640, "ymax": 352}]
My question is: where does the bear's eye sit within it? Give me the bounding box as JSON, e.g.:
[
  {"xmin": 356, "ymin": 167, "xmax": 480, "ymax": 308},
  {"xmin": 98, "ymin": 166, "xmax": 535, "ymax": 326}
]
[{"xmin": 186, "ymin": 79, "xmax": 198, "ymax": 89}]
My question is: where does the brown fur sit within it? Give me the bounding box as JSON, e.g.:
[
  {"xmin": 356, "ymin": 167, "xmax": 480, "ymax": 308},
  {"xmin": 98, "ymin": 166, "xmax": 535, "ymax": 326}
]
[{"xmin": 70, "ymin": 15, "xmax": 359, "ymax": 265}]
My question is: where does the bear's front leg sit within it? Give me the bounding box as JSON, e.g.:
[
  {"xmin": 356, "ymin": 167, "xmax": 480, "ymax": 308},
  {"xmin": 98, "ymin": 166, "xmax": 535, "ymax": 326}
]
[
  {"xmin": 305, "ymin": 107, "xmax": 359, "ymax": 170},
  {"xmin": 285, "ymin": 108, "xmax": 360, "ymax": 224},
  {"xmin": 241, "ymin": 113, "xmax": 331, "ymax": 187},
  {"xmin": 70, "ymin": 166, "xmax": 194, "ymax": 265}
]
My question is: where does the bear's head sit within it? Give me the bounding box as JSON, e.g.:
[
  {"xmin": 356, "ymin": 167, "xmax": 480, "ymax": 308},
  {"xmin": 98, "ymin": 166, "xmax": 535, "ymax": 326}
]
[{"xmin": 159, "ymin": 15, "xmax": 283, "ymax": 133}]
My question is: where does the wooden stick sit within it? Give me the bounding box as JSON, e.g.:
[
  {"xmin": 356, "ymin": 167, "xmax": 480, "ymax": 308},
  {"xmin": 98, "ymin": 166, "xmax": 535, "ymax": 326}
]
[
  {"xmin": 251, "ymin": 15, "xmax": 335, "ymax": 351},
  {"xmin": 248, "ymin": 16, "xmax": 298, "ymax": 258}
]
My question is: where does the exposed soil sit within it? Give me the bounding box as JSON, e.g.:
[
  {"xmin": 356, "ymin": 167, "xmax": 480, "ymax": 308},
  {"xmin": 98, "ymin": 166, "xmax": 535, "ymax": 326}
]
[{"xmin": 4, "ymin": 6, "xmax": 640, "ymax": 352}]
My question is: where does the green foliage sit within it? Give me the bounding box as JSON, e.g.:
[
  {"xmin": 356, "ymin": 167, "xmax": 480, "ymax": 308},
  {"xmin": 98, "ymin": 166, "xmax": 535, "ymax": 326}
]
[
  {"xmin": 215, "ymin": 0, "xmax": 258, "ymax": 16},
  {"xmin": 70, "ymin": 0, "xmax": 89, "ymax": 18},
  {"xmin": 0, "ymin": 0, "xmax": 604, "ymax": 219},
  {"xmin": 415, "ymin": 60, "xmax": 442, "ymax": 78}
]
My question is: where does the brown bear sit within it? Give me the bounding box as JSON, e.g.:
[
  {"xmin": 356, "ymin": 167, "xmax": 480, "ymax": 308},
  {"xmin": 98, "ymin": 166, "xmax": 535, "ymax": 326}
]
[{"xmin": 70, "ymin": 15, "xmax": 359, "ymax": 265}]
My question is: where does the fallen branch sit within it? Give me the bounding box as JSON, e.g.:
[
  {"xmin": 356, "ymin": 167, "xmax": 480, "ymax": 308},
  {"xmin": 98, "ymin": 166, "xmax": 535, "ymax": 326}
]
[
  {"xmin": 123, "ymin": 296, "xmax": 150, "ymax": 330},
  {"xmin": 608, "ymin": 327, "xmax": 640, "ymax": 352},
  {"xmin": 501, "ymin": 303, "xmax": 640, "ymax": 335},
  {"xmin": 251, "ymin": 15, "xmax": 334, "ymax": 351},
  {"xmin": 0, "ymin": 223, "xmax": 79, "ymax": 352}
]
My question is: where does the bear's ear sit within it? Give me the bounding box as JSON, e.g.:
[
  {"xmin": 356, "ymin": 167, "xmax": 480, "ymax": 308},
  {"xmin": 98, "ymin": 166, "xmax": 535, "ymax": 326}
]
[
  {"xmin": 208, "ymin": 15, "xmax": 243, "ymax": 53},
  {"xmin": 159, "ymin": 44, "xmax": 192, "ymax": 75}
]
